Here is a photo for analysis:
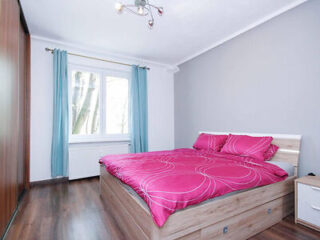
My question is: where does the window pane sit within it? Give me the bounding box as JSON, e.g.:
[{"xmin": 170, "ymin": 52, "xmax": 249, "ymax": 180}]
[
  {"xmin": 106, "ymin": 76, "xmax": 129, "ymax": 134},
  {"xmin": 71, "ymin": 70, "xmax": 100, "ymax": 135}
]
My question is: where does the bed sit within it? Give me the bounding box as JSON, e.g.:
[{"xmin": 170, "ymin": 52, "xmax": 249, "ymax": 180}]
[{"xmin": 99, "ymin": 132, "xmax": 301, "ymax": 240}]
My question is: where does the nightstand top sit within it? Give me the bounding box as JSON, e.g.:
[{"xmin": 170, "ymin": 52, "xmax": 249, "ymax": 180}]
[{"xmin": 295, "ymin": 176, "xmax": 320, "ymax": 188}]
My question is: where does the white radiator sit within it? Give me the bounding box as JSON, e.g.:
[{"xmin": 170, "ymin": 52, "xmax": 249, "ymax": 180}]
[{"xmin": 69, "ymin": 142, "xmax": 129, "ymax": 180}]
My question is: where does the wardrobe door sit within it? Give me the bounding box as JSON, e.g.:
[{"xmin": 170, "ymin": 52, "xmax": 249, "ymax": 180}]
[
  {"xmin": 17, "ymin": 22, "xmax": 27, "ymax": 197},
  {"xmin": 0, "ymin": 0, "xmax": 20, "ymax": 235}
]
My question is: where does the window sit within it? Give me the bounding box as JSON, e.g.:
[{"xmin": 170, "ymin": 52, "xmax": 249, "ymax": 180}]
[
  {"xmin": 71, "ymin": 70, "xmax": 100, "ymax": 135},
  {"xmin": 69, "ymin": 65, "xmax": 130, "ymax": 142},
  {"xmin": 106, "ymin": 76, "xmax": 129, "ymax": 134}
]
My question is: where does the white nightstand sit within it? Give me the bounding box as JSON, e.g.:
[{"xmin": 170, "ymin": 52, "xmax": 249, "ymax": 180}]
[{"xmin": 295, "ymin": 176, "xmax": 320, "ymax": 231}]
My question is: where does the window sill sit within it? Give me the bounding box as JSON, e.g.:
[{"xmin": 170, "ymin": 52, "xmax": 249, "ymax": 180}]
[{"xmin": 69, "ymin": 138, "xmax": 130, "ymax": 144}]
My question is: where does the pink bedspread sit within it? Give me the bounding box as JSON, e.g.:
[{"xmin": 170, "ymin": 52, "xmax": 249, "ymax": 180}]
[{"xmin": 99, "ymin": 149, "xmax": 288, "ymax": 227}]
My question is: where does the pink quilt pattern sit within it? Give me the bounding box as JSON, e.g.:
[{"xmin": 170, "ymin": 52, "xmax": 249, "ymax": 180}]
[{"xmin": 99, "ymin": 149, "xmax": 288, "ymax": 227}]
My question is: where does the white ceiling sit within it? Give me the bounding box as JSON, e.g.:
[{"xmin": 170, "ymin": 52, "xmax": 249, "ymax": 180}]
[{"xmin": 21, "ymin": 0, "xmax": 306, "ymax": 66}]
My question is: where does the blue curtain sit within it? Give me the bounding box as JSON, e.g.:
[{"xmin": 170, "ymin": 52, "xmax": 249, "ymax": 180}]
[
  {"xmin": 51, "ymin": 49, "xmax": 69, "ymax": 177},
  {"xmin": 130, "ymin": 65, "xmax": 148, "ymax": 153}
]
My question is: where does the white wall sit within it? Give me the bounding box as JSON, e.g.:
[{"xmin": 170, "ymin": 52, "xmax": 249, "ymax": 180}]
[
  {"xmin": 174, "ymin": 0, "xmax": 320, "ymax": 177},
  {"xmin": 30, "ymin": 36, "xmax": 176, "ymax": 182}
]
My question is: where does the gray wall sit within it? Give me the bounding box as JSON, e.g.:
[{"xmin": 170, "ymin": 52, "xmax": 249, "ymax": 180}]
[{"xmin": 174, "ymin": 0, "xmax": 320, "ymax": 176}]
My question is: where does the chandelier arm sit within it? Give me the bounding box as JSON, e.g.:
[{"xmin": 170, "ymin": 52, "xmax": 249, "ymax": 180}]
[
  {"xmin": 123, "ymin": 4, "xmax": 136, "ymax": 7},
  {"xmin": 123, "ymin": 5, "xmax": 149, "ymax": 16},
  {"xmin": 143, "ymin": 6, "xmax": 150, "ymax": 15},
  {"xmin": 146, "ymin": 0, "xmax": 154, "ymax": 21},
  {"xmin": 147, "ymin": 3, "xmax": 162, "ymax": 11}
]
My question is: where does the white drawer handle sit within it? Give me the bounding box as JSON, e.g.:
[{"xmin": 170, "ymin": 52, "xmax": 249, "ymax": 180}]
[
  {"xmin": 311, "ymin": 186, "xmax": 320, "ymax": 192},
  {"xmin": 311, "ymin": 205, "xmax": 320, "ymax": 211}
]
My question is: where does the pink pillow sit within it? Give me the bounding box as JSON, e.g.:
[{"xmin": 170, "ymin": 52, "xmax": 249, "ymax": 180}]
[
  {"xmin": 220, "ymin": 134, "xmax": 273, "ymax": 161},
  {"xmin": 193, "ymin": 133, "xmax": 228, "ymax": 152},
  {"xmin": 264, "ymin": 144, "xmax": 279, "ymax": 161}
]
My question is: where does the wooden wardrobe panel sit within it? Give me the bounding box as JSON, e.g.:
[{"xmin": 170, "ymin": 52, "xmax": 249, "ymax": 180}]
[
  {"xmin": 25, "ymin": 34, "xmax": 31, "ymax": 190},
  {"xmin": 17, "ymin": 22, "xmax": 27, "ymax": 197},
  {"xmin": 0, "ymin": 0, "xmax": 23, "ymax": 236},
  {"xmin": 0, "ymin": 0, "xmax": 6, "ymax": 233}
]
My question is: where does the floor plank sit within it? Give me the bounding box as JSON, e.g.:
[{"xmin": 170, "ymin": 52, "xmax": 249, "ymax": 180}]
[{"xmin": 5, "ymin": 178, "xmax": 320, "ymax": 240}]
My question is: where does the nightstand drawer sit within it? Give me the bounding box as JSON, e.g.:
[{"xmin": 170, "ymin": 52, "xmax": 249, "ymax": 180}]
[
  {"xmin": 297, "ymin": 183, "xmax": 320, "ymax": 227},
  {"xmin": 297, "ymin": 183, "xmax": 320, "ymax": 205}
]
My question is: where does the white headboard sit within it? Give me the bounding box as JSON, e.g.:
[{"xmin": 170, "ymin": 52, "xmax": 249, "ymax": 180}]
[{"xmin": 199, "ymin": 131, "xmax": 302, "ymax": 176}]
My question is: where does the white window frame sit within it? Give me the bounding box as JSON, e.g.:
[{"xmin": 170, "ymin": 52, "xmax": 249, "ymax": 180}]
[{"xmin": 68, "ymin": 63, "xmax": 131, "ymax": 143}]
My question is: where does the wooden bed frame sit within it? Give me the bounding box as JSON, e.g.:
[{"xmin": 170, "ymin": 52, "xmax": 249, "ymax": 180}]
[{"xmin": 100, "ymin": 132, "xmax": 301, "ymax": 240}]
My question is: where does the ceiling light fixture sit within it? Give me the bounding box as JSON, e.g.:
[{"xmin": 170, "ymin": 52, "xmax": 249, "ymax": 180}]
[{"xmin": 115, "ymin": 0, "xmax": 163, "ymax": 29}]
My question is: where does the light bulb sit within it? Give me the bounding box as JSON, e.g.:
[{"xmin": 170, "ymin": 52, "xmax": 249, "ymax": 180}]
[
  {"xmin": 148, "ymin": 19, "xmax": 154, "ymax": 28},
  {"xmin": 158, "ymin": 7, "xmax": 163, "ymax": 16},
  {"xmin": 115, "ymin": 2, "xmax": 123, "ymax": 12},
  {"xmin": 138, "ymin": 6, "xmax": 144, "ymax": 15}
]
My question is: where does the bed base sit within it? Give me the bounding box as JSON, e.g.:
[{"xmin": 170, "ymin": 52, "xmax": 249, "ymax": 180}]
[{"xmin": 100, "ymin": 166, "xmax": 295, "ymax": 240}]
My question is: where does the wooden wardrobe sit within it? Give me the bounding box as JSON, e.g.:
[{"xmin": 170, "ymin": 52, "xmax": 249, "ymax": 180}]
[{"xmin": 0, "ymin": 0, "xmax": 30, "ymax": 238}]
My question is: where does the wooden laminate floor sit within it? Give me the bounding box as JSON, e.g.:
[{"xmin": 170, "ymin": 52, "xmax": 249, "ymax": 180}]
[{"xmin": 5, "ymin": 178, "xmax": 320, "ymax": 240}]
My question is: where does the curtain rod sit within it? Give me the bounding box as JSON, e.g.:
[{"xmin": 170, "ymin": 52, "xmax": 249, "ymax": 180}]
[{"xmin": 45, "ymin": 48, "xmax": 150, "ymax": 70}]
